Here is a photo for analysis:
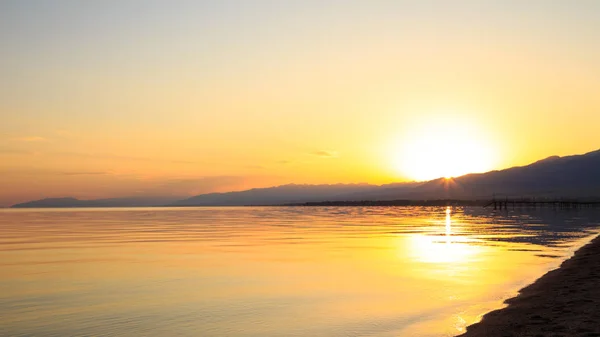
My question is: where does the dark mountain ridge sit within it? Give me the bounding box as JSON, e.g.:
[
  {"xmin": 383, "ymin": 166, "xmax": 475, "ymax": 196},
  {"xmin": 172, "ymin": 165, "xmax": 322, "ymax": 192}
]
[
  {"xmin": 363, "ymin": 149, "xmax": 600, "ymax": 200},
  {"xmin": 11, "ymin": 149, "xmax": 600, "ymax": 208},
  {"xmin": 170, "ymin": 183, "xmax": 410, "ymax": 206}
]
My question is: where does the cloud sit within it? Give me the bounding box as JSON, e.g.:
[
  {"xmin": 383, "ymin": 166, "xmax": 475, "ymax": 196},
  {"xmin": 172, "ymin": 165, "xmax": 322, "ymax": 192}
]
[
  {"xmin": 311, "ymin": 150, "xmax": 339, "ymax": 158},
  {"xmin": 245, "ymin": 164, "xmax": 267, "ymax": 170},
  {"xmin": 0, "ymin": 168, "xmax": 111, "ymax": 176},
  {"xmin": 0, "ymin": 149, "xmax": 34, "ymax": 155},
  {"xmin": 0, "ymin": 146, "xmax": 199, "ymax": 165},
  {"xmin": 53, "ymin": 151, "xmax": 200, "ymax": 164},
  {"xmin": 11, "ymin": 136, "xmax": 47, "ymax": 142},
  {"xmin": 60, "ymin": 171, "xmax": 111, "ymax": 176}
]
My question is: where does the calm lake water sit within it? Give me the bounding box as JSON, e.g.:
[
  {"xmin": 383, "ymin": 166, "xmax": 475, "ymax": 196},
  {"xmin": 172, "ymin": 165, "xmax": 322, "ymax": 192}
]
[{"xmin": 1, "ymin": 206, "xmax": 600, "ymax": 337}]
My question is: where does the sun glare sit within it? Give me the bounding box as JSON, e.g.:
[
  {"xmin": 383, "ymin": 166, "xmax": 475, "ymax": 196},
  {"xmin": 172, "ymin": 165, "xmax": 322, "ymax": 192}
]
[{"xmin": 395, "ymin": 116, "xmax": 495, "ymax": 181}]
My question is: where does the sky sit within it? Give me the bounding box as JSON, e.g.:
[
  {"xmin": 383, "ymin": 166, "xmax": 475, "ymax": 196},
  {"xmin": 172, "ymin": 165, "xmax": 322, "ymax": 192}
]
[{"xmin": 2, "ymin": 0, "xmax": 600, "ymax": 206}]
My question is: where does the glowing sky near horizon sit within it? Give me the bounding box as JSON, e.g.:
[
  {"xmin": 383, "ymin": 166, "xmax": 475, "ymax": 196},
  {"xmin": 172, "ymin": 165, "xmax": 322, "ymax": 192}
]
[{"xmin": 2, "ymin": 1, "xmax": 600, "ymax": 206}]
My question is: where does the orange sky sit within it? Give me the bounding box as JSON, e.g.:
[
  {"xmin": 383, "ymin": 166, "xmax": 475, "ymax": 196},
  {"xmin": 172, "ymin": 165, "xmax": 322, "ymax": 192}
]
[{"xmin": 2, "ymin": 1, "xmax": 600, "ymax": 206}]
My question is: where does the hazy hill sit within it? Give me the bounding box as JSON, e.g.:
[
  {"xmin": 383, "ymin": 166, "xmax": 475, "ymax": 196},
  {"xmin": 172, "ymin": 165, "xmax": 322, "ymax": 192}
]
[
  {"xmin": 11, "ymin": 196, "xmax": 183, "ymax": 208},
  {"xmin": 170, "ymin": 183, "xmax": 404, "ymax": 206}
]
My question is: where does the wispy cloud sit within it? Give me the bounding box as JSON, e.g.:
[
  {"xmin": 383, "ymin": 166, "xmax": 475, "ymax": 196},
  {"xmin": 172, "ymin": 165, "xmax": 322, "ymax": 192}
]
[
  {"xmin": 54, "ymin": 151, "xmax": 200, "ymax": 165},
  {"xmin": 311, "ymin": 150, "xmax": 339, "ymax": 158},
  {"xmin": 60, "ymin": 171, "xmax": 111, "ymax": 176},
  {"xmin": 0, "ymin": 168, "xmax": 111, "ymax": 176},
  {"xmin": 0, "ymin": 149, "xmax": 34, "ymax": 155},
  {"xmin": 0, "ymin": 147, "xmax": 199, "ymax": 165},
  {"xmin": 245, "ymin": 164, "xmax": 267, "ymax": 170},
  {"xmin": 11, "ymin": 136, "xmax": 47, "ymax": 142}
]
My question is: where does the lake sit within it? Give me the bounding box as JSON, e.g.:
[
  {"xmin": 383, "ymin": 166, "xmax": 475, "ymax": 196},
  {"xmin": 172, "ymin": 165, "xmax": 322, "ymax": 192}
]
[{"xmin": 1, "ymin": 206, "xmax": 599, "ymax": 336}]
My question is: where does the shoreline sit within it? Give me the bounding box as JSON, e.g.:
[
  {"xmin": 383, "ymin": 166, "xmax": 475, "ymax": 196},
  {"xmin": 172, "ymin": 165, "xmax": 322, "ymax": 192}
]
[{"xmin": 457, "ymin": 233, "xmax": 600, "ymax": 336}]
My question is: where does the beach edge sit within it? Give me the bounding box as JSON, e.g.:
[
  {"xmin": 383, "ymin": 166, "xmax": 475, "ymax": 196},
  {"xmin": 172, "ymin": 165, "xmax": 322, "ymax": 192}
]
[{"xmin": 457, "ymin": 232, "xmax": 600, "ymax": 336}]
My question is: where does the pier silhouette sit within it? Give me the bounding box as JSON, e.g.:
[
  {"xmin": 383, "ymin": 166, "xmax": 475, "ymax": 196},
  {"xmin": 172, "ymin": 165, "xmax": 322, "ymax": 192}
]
[{"xmin": 485, "ymin": 198, "xmax": 600, "ymax": 210}]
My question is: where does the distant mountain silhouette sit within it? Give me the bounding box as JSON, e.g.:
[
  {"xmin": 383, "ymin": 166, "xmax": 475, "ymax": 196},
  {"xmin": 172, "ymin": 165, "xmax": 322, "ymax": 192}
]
[
  {"xmin": 173, "ymin": 149, "xmax": 600, "ymax": 205},
  {"xmin": 354, "ymin": 149, "xmax": 600, "ymax": 200},
  {"xmin": 11, "ymin": 196, "xmax": 182, "ymax": 208},
  {"xmin": 11, "ymin": 149, "xmax": 600, "ymax": 208},
  {"xmin": 170, "ymin": 183, "xmax": 409, "ymax": 206}
]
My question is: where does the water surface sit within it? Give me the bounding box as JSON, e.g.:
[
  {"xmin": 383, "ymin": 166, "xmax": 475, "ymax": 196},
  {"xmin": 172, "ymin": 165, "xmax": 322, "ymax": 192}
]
[{"xmin": 1, "ymin": 206, "xmax": 599, "ymax": 336}]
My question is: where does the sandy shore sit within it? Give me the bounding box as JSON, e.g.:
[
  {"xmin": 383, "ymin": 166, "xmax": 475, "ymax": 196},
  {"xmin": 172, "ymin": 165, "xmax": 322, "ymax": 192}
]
[{"xmin": 458, "ymin": 234, "xmax": 600, "ymax": 337}]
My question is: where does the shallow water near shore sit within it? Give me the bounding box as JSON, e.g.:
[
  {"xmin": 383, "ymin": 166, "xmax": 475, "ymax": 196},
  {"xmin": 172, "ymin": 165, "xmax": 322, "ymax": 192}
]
[{"xmin": 1, "ymin": 206, "xmax": 600, "ymax": 336}]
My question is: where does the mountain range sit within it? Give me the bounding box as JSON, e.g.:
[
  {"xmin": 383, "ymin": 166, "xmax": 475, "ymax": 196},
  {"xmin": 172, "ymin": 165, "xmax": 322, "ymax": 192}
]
[
  {"xmin": 11, "ymin": 149, "xmax": 600, "ymax": 208},
  {"xmin": 9, "ymin": 196, "xmax": 183, "ymax": 208}
]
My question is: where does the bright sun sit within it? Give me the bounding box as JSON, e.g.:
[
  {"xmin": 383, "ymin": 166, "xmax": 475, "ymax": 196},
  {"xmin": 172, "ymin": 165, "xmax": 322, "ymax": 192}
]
[{"xmin": 395, "ymin": 116, "xmax": 495, "ymax": 181}]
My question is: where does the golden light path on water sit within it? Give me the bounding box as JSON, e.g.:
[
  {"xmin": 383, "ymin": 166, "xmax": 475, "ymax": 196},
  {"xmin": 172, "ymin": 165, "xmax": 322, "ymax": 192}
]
[
  {"xmin": 409, "ymin": 207, "xmax": 481, "ymax": 264},
  {"xmin": 401, "ymin": 207, "xmax": 486, "ymax": 334},
  {"xmin": 1, "ymin": 207, "xmax": 600, "ymax": 337}
]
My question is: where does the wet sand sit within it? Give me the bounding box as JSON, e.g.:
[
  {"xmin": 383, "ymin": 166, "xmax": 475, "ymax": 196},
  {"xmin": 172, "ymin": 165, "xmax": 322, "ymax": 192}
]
[{"xmin": 458, "ymin": 234, "xmax": 600, "ymax": 337}]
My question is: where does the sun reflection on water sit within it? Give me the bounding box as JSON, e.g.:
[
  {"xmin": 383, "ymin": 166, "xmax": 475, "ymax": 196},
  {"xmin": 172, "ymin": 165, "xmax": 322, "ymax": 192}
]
[{"xmin": 409, "ymin": 207, "xmax": 481, "ymax": 264}]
